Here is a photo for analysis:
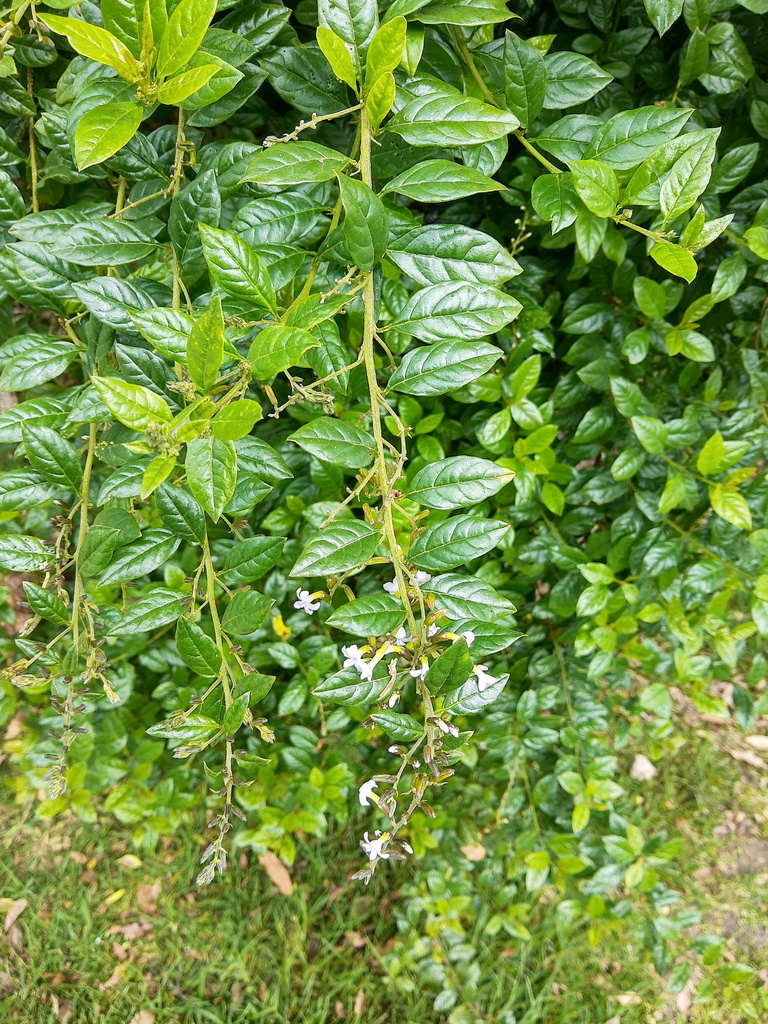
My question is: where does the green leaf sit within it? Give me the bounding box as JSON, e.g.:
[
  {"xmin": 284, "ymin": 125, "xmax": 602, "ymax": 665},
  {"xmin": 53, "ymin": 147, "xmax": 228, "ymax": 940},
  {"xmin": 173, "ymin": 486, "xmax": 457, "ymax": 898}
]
[
  {"xmin": 221, "ymin": 537, "xmax": 285, "ymax": 584},
  {"xmin": 631, "ymin": 415, "xmax": 667, "ymax": 454},
  {"xmin": 0, "ymin": 535, "xmax": 53, "ymax": 573},
  {"xmin": 443, "ymin": 671, "xmax": 508, "ymax": 714},
  {"xmin": 22, "ymin": 425, "xmax": 82, "ymax": 491},
  {"xmin": 659, "ymin": 134, "xmax": 717, "ymax": 221},
  {"xmin": 649, "ymin": 242, "xmax": 697, "ymax": 283},
  {"xmin": 57, "ymin": 220, "xmax": 158, "ymax": 266},
  {"xmin": 326, "ymin": 593, "xmax": 404, "ymax": 635},
  {"xmin": 291, "ymin": 520, "xmax": 381, "ymax": 577},
  {"xmin": 156, "ymin": 0, "xmax": 217, "ymax": 77},
  {"xmin": 187, "ymin": 294, "xmax": 225, "ymax": 393},
  {"xmin": 709, "ymin": 486, "xmax": 752, "ymax": 531},
  {"xmin": 424, "ymin": 638, "xmax": 473, "ymax": 694},
  {"xmin": 569, "ymin": 160, "xmax": 619, "ymax": 218},
  {"xmin": 313, "ymin": 666, "xmax": 389, "ymax": 706},
  {"xmin": 425, "ymin": 574, "xmax": 515, "ymax": 620},
  {"xmin": 221, "ymin": 589, "xmax": 274, "ymax": 637},
  {"xmin": 666, "ymin": 328, "xmax": 714, "ymax": 362},
  {"xmin": 22, "ymin": 582, "xmax": 69, "ymax": 625},
  {"xmin": 157, "ymin": 63, "xmax": 221, "ymax": 104},
  {"xmin": 744, "ymin": 226, "xmax": 768, "ymax": 260},
  {"xmin": 406, "ymin": 457, "xmax": 515, "ymax": 510},
  {"xmin": 176, "ymin": 618, "xmax": 222, "ymax": 677},
  {"xmin": 240, "ymin": 141, "xmax": 350, "ymax": 187},
  {"xmin": 389, "ymin": 282, "xmax": 522, "ymax": 342},
  {"xmin": 223, "ymin": 692, "xmax": 250, "ymax": 735},
  {"xmin": 388, "ymin": 340, "xmax": 502, "ymax": 397},
  {"xmin": 0, "ymin": 339, "xmax": 76, "ymax": 391},
  {"xmin": 388, "ymin": 80, "xmax": 519, "ymax": 147},
  {"xmin": 99, "ymin": 529, "xmax": 181, "ymax": 585},
  {"xmin": 318, "ymin": 0, "xmax": 378, "ymax": 61},
  {"xmin": 186, "ymin": 437, "xmax": 237, "ymax": 522},
  {"xmin": 368, "ymin": 711, "xmax": 422, "ymax": 742},
  {"xmin": 156, "ymin": 483, "xmax": 206, "ymax": 544},
  {"xmin": 69, "ymin": 101, "xmax": 138, "ymax": 169},
  {"xmin": 140, "ymin": 455, "xmax": 176, "ymax": 500},
  {"xmin": 366, "ymin": 71, "xmax": 396, "ymax": 129},
  {"xmin": 76, "ymin": 527, "xmax": 120, "ymax": 578},
  {"xmin": 210, "ymin": 400, "xmax": 263, "ymax": 442},
  {"xmin": 106, "ymin": 588, "xmax": 185, "ymax": 635},
  {"xmin": 410, "ymin": 515, "xmax": 508, "ymax": 572},
  {"xmin": 131, "ymin": 307, "xmax": 196, "ymax": 362},
  {"xmin": 289, "ymin": 417, "xmax": 375, "ymax": 470},
  {"xmin": 247, "ymin": 325, "xmax": 319, "ymax": 380},
  {"xmin": 643, "ymin": 0, "xmax": 684, "ymax": 35},
  {"xmin": 92, "ymin": 377, "xmax": 172, "ymax": 430},
  {"xmin": 336, "ymin": 173, "xmax": 389, "ymax": 272},
  {"xmin": 531, "ymin": 172, "xmax": 580, "ymax": 233},
  {"xmin": 697, "ymin": 432, "xmax": 725, "ymax": 475},
  {"xmin": 317, "ymin": 26, "xmax": 357, "ymax": 89},
  {"xmin": 584, "ymin": 106, "xmax": 692, "ymax": 169},
  {"xmin": 146, "ymin": 714, "xmax": 219, "ymax": 742},
  {"xmin": 504, "ymin": 33, "xmax": 547, "ymax": 129},
  {"xmin": 542, "ymin": 52, "xmax": 612, "ymax": 109},
  {"xmin": 199, "ymin": 224, "xmax": 276, "ymax": 315},
  {"xmin": 366, "ymin": 15, "xmax": 406, "ymax": 84},
  {"xmin": 387, "ymin": 225, "xmax": 520, "ymax": 286},
  {"xmin": 383, "ymin": 159, "xmax": 505, "ymax": 202},
  {"xmin": 42, "ymin": 14, "xmax": 141, "ymax": 81}
]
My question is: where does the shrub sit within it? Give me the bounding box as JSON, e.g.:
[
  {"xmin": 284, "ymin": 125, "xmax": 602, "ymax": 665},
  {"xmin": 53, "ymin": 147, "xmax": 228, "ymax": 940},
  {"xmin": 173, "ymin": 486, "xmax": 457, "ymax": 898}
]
[{"xmin": 1, "ymin": 0, "xmax": 767, "ymax": 1003}]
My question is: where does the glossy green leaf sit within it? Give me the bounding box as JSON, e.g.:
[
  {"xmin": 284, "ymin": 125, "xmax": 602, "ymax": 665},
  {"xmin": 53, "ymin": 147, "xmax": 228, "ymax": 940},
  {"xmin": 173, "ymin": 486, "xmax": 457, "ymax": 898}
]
[
  {"xmin": 410, "ymin": 515, "xmax": 508, "ymax": 572},
  {"xmin": 186, "ymin": 437, "xmax": 237, "ymax": 522},
  {"xmin": 388, "ymin": 340, "xmax": 502, "ymax": 396},
  {"xmin": 74, "ymin": 102, "xmax": 143, "ymax": 170},
  {"xmin": 156, "ymin": 0, "xmax": 217, "ymax": 77},
  {"xmin": 240, "ymin": 141, "xmax": 350, "ymax": 187},
  {"xmin": 406, "ymin": 457, "xmax": 515, "ymax": 509},
  {"xmin": 22, "ymin": 425, "xmax": 82, "ymax": 491},
  {"xmin": 387, "ymin": 225, "xmax": 520, "ymax": 286},
  {"xmin": 247, "ymin": 325, "xmax": 319, "ymax": 380},
  {"xmin": 336, "ymin": 173, "xmax": 389, "ymax": 273},
  {"xmin": 291, "ymin": 520, "xmax": 381, "ymax": 577},
  {"xmin": 389, "ymin": 282, "xmax": 522, "ymax": 342},
  {"xmin": 221, "ymin": 589, "xmax": 274, "ymax": 637},
  {"xmin": 92, "ymin": 377, "xmax": 172, "ymax": 430},
  {"xmin": 99, "ymin": 529, "xmax": 181, "ymax": 586},
  {"xmin": 187, "ymin": 294, "xmax": 225, "ymax": 393},
  {"xmin": 221, "ymin": 536, "xmax": 285, "ymax": 584},
  {"xmin": 176, "ymin": 618, "xmax": 222, "ymax": 677},
  {"xmin": 199, "ymin": 224, "xmax": 276, "ymax": 315},
  {"xmin": 289, "ymin": 417, "xmax": 375, "ymax": 470},
  {"xmin": 388, "ymin": 80, "xmax": 519, "ymax": 146},
  {"xmin": 326, "ymin": 593, "xmax": 404, "ymax": 635}
]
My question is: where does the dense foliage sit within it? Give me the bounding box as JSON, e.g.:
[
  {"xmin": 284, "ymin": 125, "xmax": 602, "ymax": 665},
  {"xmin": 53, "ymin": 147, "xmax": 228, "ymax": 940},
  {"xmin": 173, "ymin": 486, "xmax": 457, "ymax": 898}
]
[{"xmin": 1, "ymin": 0, "xmax": 767, "ymax": 1014}]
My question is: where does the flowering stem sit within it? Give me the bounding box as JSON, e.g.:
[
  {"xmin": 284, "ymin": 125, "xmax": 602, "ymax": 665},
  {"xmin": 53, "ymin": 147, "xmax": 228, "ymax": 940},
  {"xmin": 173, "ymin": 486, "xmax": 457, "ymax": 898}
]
[{"xmin": 359, "ymin": 104, "xmax": 419, "ymax": 640}]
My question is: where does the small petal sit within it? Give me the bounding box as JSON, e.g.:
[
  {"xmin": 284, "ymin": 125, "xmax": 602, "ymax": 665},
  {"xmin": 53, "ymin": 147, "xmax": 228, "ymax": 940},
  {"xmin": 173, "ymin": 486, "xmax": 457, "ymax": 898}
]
[{"xmin": 358, "ymin": 779, "xmax": 379, "ymax": 806}]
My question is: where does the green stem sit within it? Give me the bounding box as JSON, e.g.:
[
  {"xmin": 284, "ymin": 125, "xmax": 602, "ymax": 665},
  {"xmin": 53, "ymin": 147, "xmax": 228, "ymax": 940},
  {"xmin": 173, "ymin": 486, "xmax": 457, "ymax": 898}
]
[{"xmin": 359, "ymin": 104, "xmax": 419, "ymax": 639}]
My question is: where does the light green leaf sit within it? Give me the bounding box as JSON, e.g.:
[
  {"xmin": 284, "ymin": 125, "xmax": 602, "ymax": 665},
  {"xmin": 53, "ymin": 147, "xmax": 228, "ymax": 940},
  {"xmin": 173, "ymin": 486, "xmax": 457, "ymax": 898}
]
[
  {"xmin": 210, "ymin": 400, "xmax": 263, "ymax": 442},
  {"xmin": 92, "ymin": 376, "xmax": 172, "ymax": 430},
  {"xmin": 317, "ymin": 26, "xmax": 357, "ymax": 89},
  {"xmin": 186, "ymin": 437, "xmax": 237, "ymax": 522},
  {"xmin": 247, "ymin": 325, "xmax": 319, "ymax": 379},
  {"xmin": 569, "ymin": 160, "xmax": 619, "ymax": 218},
  {"xmin": 157, "ymin": 63, "xmax": 221, "ymax": 104},
  {"xmin": 710, "ymin": 485, "xmax": 752, "ymax": 531},
  {"xmin": 649, "ymin": 242, "xmax": 697, "ymax": 282},
  {"xmin": 74, "ymin": 102, "xmax": 143, "ymax": 170},
  {"xmin": 156, "ymin": 0, "xmax": 217, "ymax": 78},
  {"xmin": 388, "ymin": 340, "xmax": 503, "ymax": 396},
  {"xmin": 42, "ymin": 14, "xmax": 141, "ymax": 81},
  {"xmin": 187, "ymin": 294, "xmax": 225, "ymax": 393}
]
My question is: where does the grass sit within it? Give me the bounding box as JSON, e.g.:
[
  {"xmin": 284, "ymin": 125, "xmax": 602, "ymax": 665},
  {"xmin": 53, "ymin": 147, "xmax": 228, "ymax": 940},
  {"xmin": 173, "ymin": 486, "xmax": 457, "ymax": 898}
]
[{"xmin": 1, "ymin": 724, "xmax": 766, "ymax": 1024}]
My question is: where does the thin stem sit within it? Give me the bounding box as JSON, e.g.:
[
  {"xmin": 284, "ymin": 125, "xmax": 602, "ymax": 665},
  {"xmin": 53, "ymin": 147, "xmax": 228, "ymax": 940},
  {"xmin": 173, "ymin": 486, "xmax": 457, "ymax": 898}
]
[
  {"xmin": 359, "ymin": 103, "xmax": 419, "ymax": 639},
  {"xmin": 27, "ymin": 66, "xmax": 38, "ymax": 212}
]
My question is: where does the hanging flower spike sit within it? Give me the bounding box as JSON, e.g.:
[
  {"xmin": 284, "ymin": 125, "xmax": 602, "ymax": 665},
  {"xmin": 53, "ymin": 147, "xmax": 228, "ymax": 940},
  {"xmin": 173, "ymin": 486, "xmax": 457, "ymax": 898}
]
[
  {"xmin": 473, "ymin": 664, "xmax": 498, "ymax": 692},
  {"xmin": 358, "ymin": 779, "xmax": 379, "ymax": 806},
  {"xmin": 360, "ymin": 830, "xmax": 390, "ymax": 862},
  {"xmin": 294, "ymin": 588, "xmax": 322, "ymax": 614},
  {"xmin": 409, "ymin": 657, "xmax": 429, "ymax": 681}
]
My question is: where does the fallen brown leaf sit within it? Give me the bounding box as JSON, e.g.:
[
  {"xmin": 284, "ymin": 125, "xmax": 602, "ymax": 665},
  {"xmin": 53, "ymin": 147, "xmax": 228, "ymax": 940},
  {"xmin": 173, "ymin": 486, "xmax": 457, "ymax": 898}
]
[
  {"xmin": 353, "ymin": 989, "xmax": 365, "ymax": 1016},
  {"xmin": 727, "ymin": 748, "xmax": 767, "ymax": 769},
  {"xmin": 2, "ymin": 898, "xmax": 27, "ymax": 932},
  {"xmin": 745, "ymin": 735, "xmax": 768, "ymax": 751},
  {"xmin": 259, "ymin": 851, "xmax": 293, "ymax": 895},
  {"xmin": 116, "ymin": 854, "xmax": 143, "ymax": 870},
  {"xmin": 460, "ymin": 844, "xmax": 486, "ymax": 862},
  {"xmin": 128, "ymin": 1013, "xmax": 155, "ymax": 1024}
]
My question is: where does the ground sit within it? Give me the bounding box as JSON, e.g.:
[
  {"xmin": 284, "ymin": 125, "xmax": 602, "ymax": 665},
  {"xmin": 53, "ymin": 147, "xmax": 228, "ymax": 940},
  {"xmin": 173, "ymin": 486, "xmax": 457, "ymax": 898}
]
[{"xmin": 1, "ymin": 724, "xmax": 766, "ymax": 1024}]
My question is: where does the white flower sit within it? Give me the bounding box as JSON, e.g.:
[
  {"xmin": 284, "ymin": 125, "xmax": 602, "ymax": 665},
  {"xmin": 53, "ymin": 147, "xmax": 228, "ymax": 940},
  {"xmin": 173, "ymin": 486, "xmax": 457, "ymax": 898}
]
[
  {"xmin": 460, "ymin": 630, "xmax": 476, "ymax": 645},
  {"xmin": 394, "ymin": 626, "xmax": 410, "ymax": 644},
  {"xmin": 629, "ymin": 754, "xmax": 657, "ymax": 781},
  {"xmin": 473, "ymin": 664, "xmax": 498, "ymax": 692},
  {"xmin": 294, "ymin": 588, "xmax": 320, "ymax": 614},
  {"xmin": 383, "ymin": 579, "xmax": 400, "ymax": 596},
  {"xmin": 358, "ymin": 779, "xmax": 379, "ymax": 806},
  {"xmin": 427, "ymin": 623, "xmax": 440, "ymax": 638},
  {"xmin": 388, "ymin": 690, "xmax": 400, "ymax": 708},
  {"xmin": 411, "ymin": 571, "xmax": 432, "ymax": 587},
  {"xmin": 409, "ymin": 657, "xmax": 429, "ymax": 681},
  {"xmin": 342, "ymin": 644, "xmax": 368, "ymax": 672},
  {"xmin": 401, "ymin": 841, "xmax": 413, "ymax": 855},
  {"xmin": 434, "ymin": 718, "xmax": 460, "ymax": 738},
  {"xmin": 360, "ymin": 831, "xmax": 390, "ymax": 862}
]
